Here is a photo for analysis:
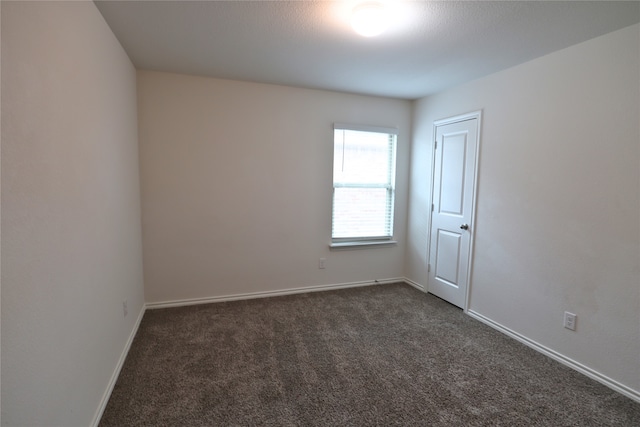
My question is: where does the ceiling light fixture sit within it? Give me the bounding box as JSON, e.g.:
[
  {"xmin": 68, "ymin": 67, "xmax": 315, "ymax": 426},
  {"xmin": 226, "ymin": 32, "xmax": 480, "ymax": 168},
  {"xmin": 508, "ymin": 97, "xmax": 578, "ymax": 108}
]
[{"xmin": 351, "ymin": 2, "xmax": 388, "ymax": 37}]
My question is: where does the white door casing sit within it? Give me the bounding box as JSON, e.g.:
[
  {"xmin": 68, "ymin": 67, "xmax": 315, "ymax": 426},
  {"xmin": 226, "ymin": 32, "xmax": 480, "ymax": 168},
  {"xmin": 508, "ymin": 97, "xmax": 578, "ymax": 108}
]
[{"xmin": 428, "ymin": 112, "xmax": 481, "ymax": 309}]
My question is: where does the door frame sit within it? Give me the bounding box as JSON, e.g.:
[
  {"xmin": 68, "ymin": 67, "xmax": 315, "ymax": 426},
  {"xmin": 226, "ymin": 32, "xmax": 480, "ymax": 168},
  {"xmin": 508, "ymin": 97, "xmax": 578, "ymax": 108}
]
[{"xmin": 427, "ymin": 110, "xmax": 482, "ymax": 312}]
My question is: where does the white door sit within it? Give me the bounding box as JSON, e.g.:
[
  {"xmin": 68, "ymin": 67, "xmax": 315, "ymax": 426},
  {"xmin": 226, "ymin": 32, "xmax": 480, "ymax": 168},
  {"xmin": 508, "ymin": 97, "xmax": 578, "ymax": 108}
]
[{"xmin": 428, "ymin": 113, "xmax": 480, "ymax": 309}]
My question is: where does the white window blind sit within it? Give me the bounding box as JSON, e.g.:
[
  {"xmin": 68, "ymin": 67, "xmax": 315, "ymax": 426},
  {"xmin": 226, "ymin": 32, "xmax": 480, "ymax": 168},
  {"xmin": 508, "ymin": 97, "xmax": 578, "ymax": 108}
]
[{"xmin": 332, "ymin": 124, "xmax": 397, "ymax": 242}]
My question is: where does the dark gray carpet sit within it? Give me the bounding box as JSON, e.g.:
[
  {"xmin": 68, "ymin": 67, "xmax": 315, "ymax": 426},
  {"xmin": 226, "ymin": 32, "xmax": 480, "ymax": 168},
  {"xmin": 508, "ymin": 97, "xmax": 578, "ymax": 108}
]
[{"xmin": 100, "ymin": 283, "xmax": 640, "ymax": 426}]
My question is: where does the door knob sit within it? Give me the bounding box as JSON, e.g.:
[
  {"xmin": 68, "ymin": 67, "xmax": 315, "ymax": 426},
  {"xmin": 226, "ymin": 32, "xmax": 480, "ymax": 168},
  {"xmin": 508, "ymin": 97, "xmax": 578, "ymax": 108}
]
[{"xmin": 460, "ymin": 224, "xmax": 469, "ymax": 230}]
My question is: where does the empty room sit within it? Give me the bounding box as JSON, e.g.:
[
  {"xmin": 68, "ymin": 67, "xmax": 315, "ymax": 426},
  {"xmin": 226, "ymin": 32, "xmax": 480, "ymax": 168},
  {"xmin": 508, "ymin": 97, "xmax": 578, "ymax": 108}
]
[{"xmin": 2, "ymin": 1, "xmax": 639, "ymax": 426}]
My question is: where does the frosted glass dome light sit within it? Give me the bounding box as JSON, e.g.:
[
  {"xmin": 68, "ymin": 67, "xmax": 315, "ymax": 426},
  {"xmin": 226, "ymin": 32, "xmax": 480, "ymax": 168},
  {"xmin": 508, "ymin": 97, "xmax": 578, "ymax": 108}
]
[{"xmin": 351, "ymin": 2, "xmax": 388, "ymax": 37}]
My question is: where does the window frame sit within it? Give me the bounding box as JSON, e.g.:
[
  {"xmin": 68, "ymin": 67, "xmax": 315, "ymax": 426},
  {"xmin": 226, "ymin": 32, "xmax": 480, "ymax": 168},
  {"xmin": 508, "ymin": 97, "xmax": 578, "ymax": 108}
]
[{"xmin": 330, "ymin": 123, "xmax": 398, "ymax": 248}]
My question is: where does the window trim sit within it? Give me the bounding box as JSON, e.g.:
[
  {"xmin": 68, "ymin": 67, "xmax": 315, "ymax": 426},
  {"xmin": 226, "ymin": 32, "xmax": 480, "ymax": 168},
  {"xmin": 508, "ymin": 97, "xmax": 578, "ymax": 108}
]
[
  {"xmin": 329, "ymin": 239, "xmax": 398, "ymax": 250},
  {"xmin": 331, "ymin": 123, "xmax": 398, "ymax": 247},
  {"xmin": 333, "ymin": 123, "xmax": 398, "ymax": 136}
]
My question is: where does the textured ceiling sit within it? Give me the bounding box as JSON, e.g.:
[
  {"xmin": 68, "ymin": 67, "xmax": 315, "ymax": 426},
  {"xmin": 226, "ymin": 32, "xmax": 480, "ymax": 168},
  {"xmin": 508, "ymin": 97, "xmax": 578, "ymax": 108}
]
[{"xmin": 95, "ymin": 1, "xmax": 640, "ymax": 100}]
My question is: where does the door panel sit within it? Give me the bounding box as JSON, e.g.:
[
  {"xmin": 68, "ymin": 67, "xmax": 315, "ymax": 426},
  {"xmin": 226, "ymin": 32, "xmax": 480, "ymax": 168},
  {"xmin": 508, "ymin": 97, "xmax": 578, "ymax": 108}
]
[
  {"xmin": 439, "ymin": 133, "xmax": 467, "ymax": 215},
  {"xmin": 434, "ymin": 229, "xmax": 461, "ymax": 286},
  {"xmin": 428, "ymin": 115, "xmax": 479, "ymax": 309}
]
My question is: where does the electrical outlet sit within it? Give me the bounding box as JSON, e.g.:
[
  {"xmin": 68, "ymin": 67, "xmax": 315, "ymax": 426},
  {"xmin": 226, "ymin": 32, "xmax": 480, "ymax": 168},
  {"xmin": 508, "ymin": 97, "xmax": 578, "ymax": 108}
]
[
  {"xmin": 123, "ymin": 300, "xmax": 128, "ymax": 317},
  {"xmin": 319, "ymin": 258, "xmax": 326, "ymax": 269},
  {"xmin": 564, "ymin": 311, "xmax": 576, "ymax": 331}
]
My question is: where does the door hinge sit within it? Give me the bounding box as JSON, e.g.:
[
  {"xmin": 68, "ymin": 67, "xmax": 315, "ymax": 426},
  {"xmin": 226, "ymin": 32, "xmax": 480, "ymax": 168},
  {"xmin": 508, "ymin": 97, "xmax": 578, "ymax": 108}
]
[
  {"xmin": 434, "ymin": 140, "xmax": 437, "ymax": 149},
  {"xmin": 431, "ymin": 203, "xmax": 434, "ymax": 212},
  {"xmin": 428, "ymin": 263, "xmax": 431, "ymax": 272}
]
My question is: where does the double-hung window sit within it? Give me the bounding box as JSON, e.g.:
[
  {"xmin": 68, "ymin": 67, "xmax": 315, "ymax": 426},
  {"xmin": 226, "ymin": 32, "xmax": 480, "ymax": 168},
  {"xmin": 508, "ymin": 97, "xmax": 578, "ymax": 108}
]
[{"xmin": 331, "ymin": 123, "xmax": 397, "ymax": 246}]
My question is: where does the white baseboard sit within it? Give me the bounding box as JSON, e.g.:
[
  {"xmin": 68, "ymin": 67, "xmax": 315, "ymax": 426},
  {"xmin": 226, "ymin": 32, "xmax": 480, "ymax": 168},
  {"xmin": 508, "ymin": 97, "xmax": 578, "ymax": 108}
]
[
  {"xmin": 146, "ymin": 277, "xmax": 406, "ymax": 310},
  {"xmin": 91, "ymin": 305, "xmax": 146, "ymax": 427},
  {"xmin": 402, "ymin": 277, "xmax": 425, "ymax": 292},
  {"xmin": 467, "ymin": 310, "xmax": 640, "ymax": 404}
]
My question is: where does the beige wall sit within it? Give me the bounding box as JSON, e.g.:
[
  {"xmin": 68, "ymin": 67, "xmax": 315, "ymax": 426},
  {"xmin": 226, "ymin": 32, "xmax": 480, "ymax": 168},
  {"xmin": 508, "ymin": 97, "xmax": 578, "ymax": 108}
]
[
  {"xmin": 407, "ymin": 24, "xmax": 640, "ymax": 396},
  {"xmin": 137, "ymin": 71, "xmax": 411, "ymax": 304},
  {"xmin": 1, "ymin": 2, "xmax": 145, "ymax": 425}
]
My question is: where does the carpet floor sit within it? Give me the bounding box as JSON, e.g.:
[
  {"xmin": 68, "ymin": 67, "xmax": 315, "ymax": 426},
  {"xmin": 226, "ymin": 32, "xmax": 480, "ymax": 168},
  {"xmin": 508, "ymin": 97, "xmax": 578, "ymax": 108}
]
[{"xmin": 100, "ymin": 283, "xmax": 640, "ymax": 426}]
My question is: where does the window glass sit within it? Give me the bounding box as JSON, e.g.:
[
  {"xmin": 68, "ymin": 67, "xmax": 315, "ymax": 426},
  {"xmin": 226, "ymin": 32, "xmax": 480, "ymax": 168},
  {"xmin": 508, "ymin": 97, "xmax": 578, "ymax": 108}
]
[{"xmin": 332, "ymin": 126, "xmax": 397, "ymax": 242}]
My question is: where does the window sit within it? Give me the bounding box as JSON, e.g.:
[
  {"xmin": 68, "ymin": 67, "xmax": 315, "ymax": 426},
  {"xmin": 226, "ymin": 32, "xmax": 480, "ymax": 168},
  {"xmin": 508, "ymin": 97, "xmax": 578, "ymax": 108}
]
[{"xmin": 332, "ymin": 123, "xmax": 397, "ymax": 246}]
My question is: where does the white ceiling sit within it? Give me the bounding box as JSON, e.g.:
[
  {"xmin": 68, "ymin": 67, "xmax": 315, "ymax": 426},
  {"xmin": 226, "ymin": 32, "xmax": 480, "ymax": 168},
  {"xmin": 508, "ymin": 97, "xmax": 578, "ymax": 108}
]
[{"xmin": 95, "ymin": 1, "xmax": 640, "ymax": 100}]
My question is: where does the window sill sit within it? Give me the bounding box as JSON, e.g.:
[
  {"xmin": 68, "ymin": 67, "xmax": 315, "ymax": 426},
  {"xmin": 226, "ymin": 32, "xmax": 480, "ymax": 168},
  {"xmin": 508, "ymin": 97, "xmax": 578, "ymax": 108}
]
[{"xmin": 330, "ymin": 240, "xmax": 398, "ymax": 250}]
